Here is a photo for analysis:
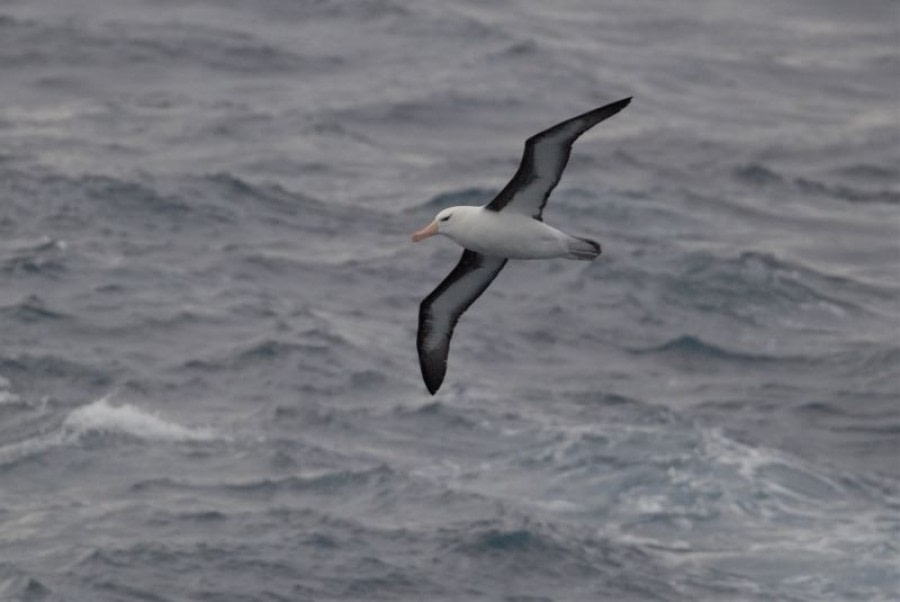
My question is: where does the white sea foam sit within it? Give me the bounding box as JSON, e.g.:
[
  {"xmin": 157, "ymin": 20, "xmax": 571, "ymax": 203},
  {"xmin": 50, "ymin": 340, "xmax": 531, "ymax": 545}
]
[
  {"xmin": 0, "ymin": 397, "xmax": 216, "ymax": 468},
  {"xmin": 62, "ymin": 397, "xmax": 216, "ymax": 442},
  {"xmin": 0, "ymin": 375, "xmax": 21, "ymax": 406},
  {"xmin": 0, "ymin": 432, "xmax": 68, "ymax": 468}
]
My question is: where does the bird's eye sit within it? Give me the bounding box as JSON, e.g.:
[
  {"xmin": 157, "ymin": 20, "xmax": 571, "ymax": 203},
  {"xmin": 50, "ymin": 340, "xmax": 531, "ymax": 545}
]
[{"xmin": 439, "ymin": 215, "xmax": 452, "ymax": 222}]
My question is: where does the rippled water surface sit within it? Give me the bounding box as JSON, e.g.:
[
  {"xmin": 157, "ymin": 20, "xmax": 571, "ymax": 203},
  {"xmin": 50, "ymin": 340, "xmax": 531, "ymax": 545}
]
[{"xmin": 1, "ymin": 0, "xmax": 898, "ymax": 600}]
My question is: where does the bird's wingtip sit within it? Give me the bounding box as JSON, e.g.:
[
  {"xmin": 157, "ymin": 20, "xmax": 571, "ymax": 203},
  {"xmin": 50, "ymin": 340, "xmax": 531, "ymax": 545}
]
[
  {"xmin": 419, "ymin": 352, "xmax": 445, "ymax": 395},
  {"xmin": 424, "ymin": 373, "xmax": 441, "ymax": 395}
]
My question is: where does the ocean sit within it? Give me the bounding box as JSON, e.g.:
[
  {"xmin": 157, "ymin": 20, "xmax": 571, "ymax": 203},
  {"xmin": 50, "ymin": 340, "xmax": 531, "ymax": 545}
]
[{"xmin": 1, "ymin": 0, "xmax": 898, "ymax": 600}]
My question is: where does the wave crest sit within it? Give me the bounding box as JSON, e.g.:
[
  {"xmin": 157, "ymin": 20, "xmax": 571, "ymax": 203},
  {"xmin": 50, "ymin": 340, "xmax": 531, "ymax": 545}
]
[{"xmin": 62, "ymin": 397, "xmax": 215, "ymax": 443}]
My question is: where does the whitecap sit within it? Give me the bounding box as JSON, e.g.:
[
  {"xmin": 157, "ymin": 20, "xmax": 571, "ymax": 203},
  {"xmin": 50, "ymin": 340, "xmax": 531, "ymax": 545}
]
[
  {"xmin": 0, "ymin": 396, "xmax": 218, "ymax": 468},
  {"xmin": 0, "ymin": 375, "xmax": 21, "ymax": 405},
  {"xmin": 62, "ymin": 397, "xmax": 216, "ymax": 443}
]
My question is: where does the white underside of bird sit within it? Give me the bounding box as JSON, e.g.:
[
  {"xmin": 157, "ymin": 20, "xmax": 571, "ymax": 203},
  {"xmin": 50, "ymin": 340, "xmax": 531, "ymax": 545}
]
[{"xmin": 412, "ymin": 205, "xmax": 599, "ymax": 260}]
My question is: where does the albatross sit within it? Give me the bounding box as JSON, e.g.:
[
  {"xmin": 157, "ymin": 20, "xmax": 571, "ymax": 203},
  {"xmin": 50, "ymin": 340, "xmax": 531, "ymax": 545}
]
[{"xmin": 412, "ymin": 97, "xmax": 631, "ymax": 394}]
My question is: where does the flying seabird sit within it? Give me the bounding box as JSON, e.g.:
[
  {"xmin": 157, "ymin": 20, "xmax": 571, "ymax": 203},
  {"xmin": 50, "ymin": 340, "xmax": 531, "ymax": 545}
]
[{"xmin": 412, "ymin": 97, "xmax": 632, "ymax": 394}]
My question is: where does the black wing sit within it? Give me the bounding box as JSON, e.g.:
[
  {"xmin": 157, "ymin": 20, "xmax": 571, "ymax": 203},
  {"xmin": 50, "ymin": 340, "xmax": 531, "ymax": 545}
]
[
  {"xmin": 485, "ymin": 97, "xmax": 631, "ymax": 220},
  {"xmin": 417, "ymin": 250, "xmax": 507, "ymax": 394}
]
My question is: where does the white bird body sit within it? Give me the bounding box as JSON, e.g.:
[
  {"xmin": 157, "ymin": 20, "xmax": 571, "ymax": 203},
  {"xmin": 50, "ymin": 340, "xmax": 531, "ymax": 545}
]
[{"xmin": 434, "ymin": 206, "xmax": 574, "ymax": 259}]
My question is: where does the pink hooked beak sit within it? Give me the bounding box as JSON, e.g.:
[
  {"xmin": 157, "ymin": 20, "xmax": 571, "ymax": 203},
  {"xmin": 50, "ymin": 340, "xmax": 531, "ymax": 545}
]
[{"xmin": 411, "ymin": 221, "xmax": 439, "ymax": 242}]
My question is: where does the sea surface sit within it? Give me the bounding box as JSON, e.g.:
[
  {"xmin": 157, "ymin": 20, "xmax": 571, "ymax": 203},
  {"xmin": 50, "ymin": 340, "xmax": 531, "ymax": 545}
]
[{"xmin": 1, "ymin": 0, "xmax": 898, "ymax": 600}]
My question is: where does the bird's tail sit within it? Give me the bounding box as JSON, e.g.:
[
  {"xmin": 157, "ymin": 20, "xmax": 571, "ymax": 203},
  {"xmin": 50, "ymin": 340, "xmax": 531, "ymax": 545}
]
[{"xmin": 565, "ymin": 236, "xmax": 601, "ymax": 260}]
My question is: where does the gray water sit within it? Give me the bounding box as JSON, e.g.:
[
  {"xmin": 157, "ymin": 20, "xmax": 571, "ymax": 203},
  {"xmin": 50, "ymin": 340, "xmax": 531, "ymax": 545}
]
[{"xmin": 1, "ymin": 0, "xmax": 898, "ymax": 600}]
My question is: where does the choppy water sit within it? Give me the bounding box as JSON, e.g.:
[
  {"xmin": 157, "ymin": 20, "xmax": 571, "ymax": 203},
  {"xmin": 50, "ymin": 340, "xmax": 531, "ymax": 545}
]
[{"xmin": 1, "ymin": 0, "xmax": 899, "ymax": 600}]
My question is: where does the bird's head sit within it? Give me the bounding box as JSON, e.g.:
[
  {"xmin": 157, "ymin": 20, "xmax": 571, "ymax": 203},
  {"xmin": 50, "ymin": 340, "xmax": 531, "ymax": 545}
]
[{"xmin": 411, "ymin": 207, "xmax": 464, "ymax": 242}]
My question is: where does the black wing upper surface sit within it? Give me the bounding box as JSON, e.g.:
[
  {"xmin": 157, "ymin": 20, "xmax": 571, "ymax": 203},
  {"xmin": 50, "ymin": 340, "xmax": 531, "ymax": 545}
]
[{"xmin": 485, "ymin": 97, "xmax": 631, "ymax": 219}]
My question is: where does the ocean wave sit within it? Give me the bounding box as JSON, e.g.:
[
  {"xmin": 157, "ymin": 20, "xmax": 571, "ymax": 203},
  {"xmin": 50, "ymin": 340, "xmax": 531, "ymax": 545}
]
[
  {"xmin": 797, "ymin": 396, "xmax": 900, "ymax": 438},
  {"xmin": 391, "ymin": 401, "xmax": 480, "ymax": 430},
  {"xmin": 0, "ymin": 564, "xmax": 57, "ymax": 602},
  {"xmin": 0, "ymin": 16, "xmax": 319, "ymax": 75},
  {"xmin": 202, "ymin": 172, "xmax": 324, "ymax": 218},
  {"xmin": 836, "ymin": 163, "xmax": 899, "ymax": 181},
  {"xmin": 180, "ymin": 334, "xmax": 348, "ymax": 375},
  {"xmin": 198, "ymin": 0, "xmax": 410, "ymax": 22},
  {"xmin": 732, "ymin": 163, "xmax": 786, "ymax": 187},
  {"xmin": 0, "ymin": 168, "xmax": 361, "ymax": 251},
  {"xmin": 699, "ymin": 429, "xmax": 844, "ymax": 500},
  {"xmin": 456, "ymin": 527, "xmax": 560, "ymax": 555},
  {"xmin": 131, "ymin": 465, "xmax": 394, "ymax": 499},
  {"xmin": 1, "ymin": 169, "xmax": 303, "ymax": 232},
  {"xmin": 443, "ymin": 522, "xmax": 678, "ymax": 599},
  {"xmin": 732, "ymin": 162, "xmax": 899, "ymax": 205},
  {"xmin": 501, "ymin": 417, "xmax": 888, "ymax": 539},
  {"xmin": 236, "ymin": 339, "xmax": 332, "ymax": 363},
  {"xmin": 0, "ymin": 294, "xmax": 71, "ymax": 324},
  {"xmin": 0, "ymin": 169, "xmax": 227, "ymax": 230},
  {"xmin": 0, "ymin": 236, "xmax": 68, "ymax": 277},
  {"xmin": 201, "ymin": 172, "xmax": 390, "ymax": 238},
  {"xmin": 634, "ymin": 334, "xmax": 778, "ymax": 363},
  {"xmin": 658, "ymin": 250, "xmax": 876, "ymax": 322},
  {"xmin": 62, "ymin": 397, "xmax": 217, "ymax": 443},
  {"xmin": 794, "ymin": 177, "xmax": 900, "ymax": 205},
  {"xmin": 0, "ymin": 354, "xmax": 112, "ymax": 396},
  {"xmin": 0, "ymin": 431, "xmax": 66, "ymax": 469},
  {"xmin": 0, "ymin": 375, "xmax": 20, "ymax": 406},
  {"xmin": 80, "ymin": 175, "xmax": 199, "ymax": 218},
  {"xmin": 100, "ymin": 307, "xmax": 229, "ymax": 335},
  {"xmin": 225, "ymin": 465, "xmax": 395, "ymax": 497}
]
